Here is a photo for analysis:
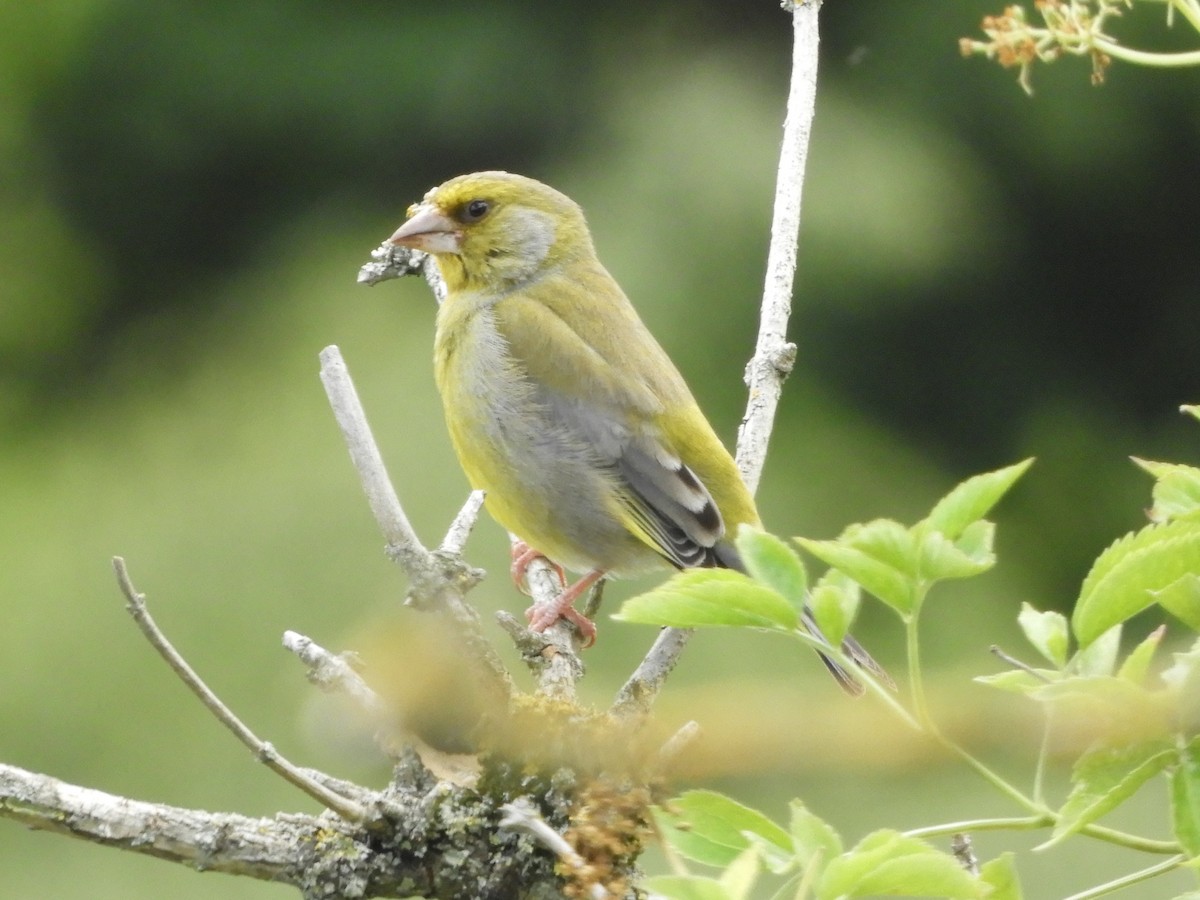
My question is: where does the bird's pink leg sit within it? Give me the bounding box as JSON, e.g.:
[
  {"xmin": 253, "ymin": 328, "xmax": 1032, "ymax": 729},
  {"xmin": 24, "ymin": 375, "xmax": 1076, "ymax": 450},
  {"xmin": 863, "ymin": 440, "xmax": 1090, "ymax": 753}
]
[
  {"xmin": 509, "ymin": 539, "xmax": 566, "ymax": 594},
  {"xmin": 524, "ymin": 568, "xmax": 605, "ymax": 648}
]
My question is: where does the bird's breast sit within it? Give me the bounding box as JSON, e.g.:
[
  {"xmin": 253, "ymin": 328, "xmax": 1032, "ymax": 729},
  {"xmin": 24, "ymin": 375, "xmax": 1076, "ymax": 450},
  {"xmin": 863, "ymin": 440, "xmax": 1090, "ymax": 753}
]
[{"xmin": 432, "ymin": 299, "xmax": 660, "ymax": 575}]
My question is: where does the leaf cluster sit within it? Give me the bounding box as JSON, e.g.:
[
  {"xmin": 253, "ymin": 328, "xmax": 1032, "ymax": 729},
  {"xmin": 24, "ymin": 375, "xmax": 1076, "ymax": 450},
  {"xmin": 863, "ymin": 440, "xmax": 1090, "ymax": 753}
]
[{"xmin": 616, "ymin": 407, "xmax": 1200, "ymax": 899}]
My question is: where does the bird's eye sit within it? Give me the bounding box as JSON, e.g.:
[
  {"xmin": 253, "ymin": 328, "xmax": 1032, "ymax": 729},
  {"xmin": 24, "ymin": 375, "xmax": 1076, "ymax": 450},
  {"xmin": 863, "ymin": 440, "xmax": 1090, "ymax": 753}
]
[{"xmin": 461, "ymin": 199, "xmax": 491, "ymax": 222}]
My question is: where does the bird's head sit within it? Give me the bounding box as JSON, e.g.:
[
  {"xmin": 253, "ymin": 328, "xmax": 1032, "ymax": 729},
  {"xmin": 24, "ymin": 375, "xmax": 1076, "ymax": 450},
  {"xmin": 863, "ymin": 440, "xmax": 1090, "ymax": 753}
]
[{"xmin": 388, "ymin": 171, "xmax": 593, "ymax": 292}]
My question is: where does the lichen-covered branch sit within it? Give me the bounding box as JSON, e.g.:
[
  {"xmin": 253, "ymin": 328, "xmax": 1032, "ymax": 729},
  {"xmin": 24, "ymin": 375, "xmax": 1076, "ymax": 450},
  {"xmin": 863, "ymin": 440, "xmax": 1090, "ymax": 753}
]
[
  {"xmin": 0, "ymin": 758, "xmax": 578, "ymax": 899},
  {"xmin": 0, "ymin": 762, "xmax": 303, "ymax": 880}
]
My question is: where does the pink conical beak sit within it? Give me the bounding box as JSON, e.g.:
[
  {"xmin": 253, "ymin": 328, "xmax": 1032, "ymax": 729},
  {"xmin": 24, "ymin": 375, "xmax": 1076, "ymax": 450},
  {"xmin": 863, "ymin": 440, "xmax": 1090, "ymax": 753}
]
[{"xmin": 388, "ymin": 205, "xmax": 461, "ymax": 255}]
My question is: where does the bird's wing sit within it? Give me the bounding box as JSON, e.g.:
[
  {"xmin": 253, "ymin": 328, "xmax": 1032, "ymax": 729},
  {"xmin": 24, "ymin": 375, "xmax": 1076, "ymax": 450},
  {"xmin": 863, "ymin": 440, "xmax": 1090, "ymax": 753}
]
[{"xmin": 494, "ymin": 280, "xmax": 727, "ymax": 568}]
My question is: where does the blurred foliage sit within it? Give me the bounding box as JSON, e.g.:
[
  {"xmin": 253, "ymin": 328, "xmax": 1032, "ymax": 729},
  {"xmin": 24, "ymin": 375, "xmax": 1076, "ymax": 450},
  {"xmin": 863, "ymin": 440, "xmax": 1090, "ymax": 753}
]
[{"xmin": 2, "ymin": 1, "xmax": 1200, "ymax": 898}]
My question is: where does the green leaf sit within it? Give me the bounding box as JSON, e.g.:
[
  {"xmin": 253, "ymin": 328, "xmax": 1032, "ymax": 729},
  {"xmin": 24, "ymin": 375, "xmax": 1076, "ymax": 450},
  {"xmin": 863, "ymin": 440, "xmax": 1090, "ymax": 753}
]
[
  {"xmin": 1072, "ymin": 518, "xmax": 1200, "ymax": 647},
  {"xmin": 922, "ymin": 459, "xmax": 1033, "ymax": 540},
  {"xmin": 653, "ymin": 791, "xmax": 792, "ymax": 869},
  {"xmin": 808, "ymin": 569, "xmax": 860, "ymax": 648},
  {"xmin": 1132, "ymin": 458, "xmax": 1200, "ymax": 523},
  {"xmin": 1171, "ymin": 737, "xmax": 1200, "ymax": 857},
  {"xmin": 1017, "ymin": 603, "xmax": 1070, "ymax": 667},
  {"xmin": 1164, "ymin": 644, "xmax": 1200, "ymax": 757},
  {"xmin": 796, "ymin": 520, "xmax": 917, "ymax": 614},
  {"xmin": 1072, "ymin": 624, "xmax": 1122, "ymax": 678},
  {"xmin": 975, "ymin": 669, "xmax": 1059, "ymax": 694},
  {"xmin": 955, "ymin": 519, "xmax": 996, "ymax": 565},
  {"xmin": 735, "ymin": 526, "xmax": 808, "ymax": 605},
  {"xmin": 818, "ymin": 831, "xmax": 984, "ymax": 899},
  {"xmin": 1117, "ymin": 626, "xmax": 1166, "ymax": 685},
  {"xmin": 718, "ymin": 847, "xmax": 761, "ymax": 900},
  {"xmin": 644, "ymin": 876, "xmax": 734, "ymax": 900},
  {"xmin": 979, "ymin": 852, "xmax": 1022, "ymax": 900},
  {"xmin": 914, "ymin": 528, "xmax": 995, "ymax": 582},
  {"xmin": 1030, "ymin": 675, "xmax": 1171, "ymax": 748},
  {"xmin": 1153, "ymin": 572, "xmax": 1200, "ymax": 633},
  {"xmin": 1031, "ymin": 674, "xmax": 1169, "ymax": 740},
  {"xmin": 789, "ymin": 800, "xmax": 842, "ymax": 874},
  {"xmin": 615, "ymin": 570, "xmax": 798, "ymax": 630},
  {"xmin": 1043, "ymin": 740, "xmax": 1175, "ymax": 847}
]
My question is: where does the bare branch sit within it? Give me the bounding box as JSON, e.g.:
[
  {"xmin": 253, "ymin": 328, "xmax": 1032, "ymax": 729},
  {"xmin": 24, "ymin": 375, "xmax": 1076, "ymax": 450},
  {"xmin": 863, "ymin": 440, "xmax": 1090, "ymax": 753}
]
[
  {"xmin": 112, "ymin": 557, "xmax": 369, "ymax": 823},
  {"xmin": 319, "ymin": 345, "xmax": 433, "ymax": 575},
  {"xmin": 611, "ymin": 627, "xmax": 694, "ymax": 720},
  {"xmin": 283, "ymin": 630, "xmax": 385, "ymax": 716},
  {"xmin": 496, "ymin": 610, "xmax": 584, "ymax": 704},
  {"xmin": 317, "ymin": 345, "xmax": 513, "ymax": 708},
  {"xmin": 0, "ymin": 762, "xmax": 305, "ymax": 880},
  {"xmin": 440, "ymin": 489, "xmax": 486, "ymax": 555},
  {"xmin": 737, "ymin": 0, "xmax": 820, "ymax": 491},
  {"xmin": 505, "ymin": 547, "xmax": 588, "ymax": 700},
  {"xmin": 0, "ymin": 760, "xmax": 572, "ymax": 898}
]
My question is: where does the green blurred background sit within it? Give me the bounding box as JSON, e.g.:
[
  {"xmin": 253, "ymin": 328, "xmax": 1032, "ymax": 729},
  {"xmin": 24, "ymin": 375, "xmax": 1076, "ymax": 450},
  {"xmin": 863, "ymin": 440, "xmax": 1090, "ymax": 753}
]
[{"xmin": 3, "ymin": 2, "xmax": 1199, "ymax": 897}]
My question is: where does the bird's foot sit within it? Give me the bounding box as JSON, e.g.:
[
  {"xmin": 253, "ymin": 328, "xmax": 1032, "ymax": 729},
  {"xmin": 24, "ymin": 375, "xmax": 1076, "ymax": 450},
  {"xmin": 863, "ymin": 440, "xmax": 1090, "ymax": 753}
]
[
  {"xmin": 509, "ymin": 540, "xmax": 566, "ymax": 595},
  {"xmin": 524, "ymin": 568, "xmax": 605, "ymax": 648}
]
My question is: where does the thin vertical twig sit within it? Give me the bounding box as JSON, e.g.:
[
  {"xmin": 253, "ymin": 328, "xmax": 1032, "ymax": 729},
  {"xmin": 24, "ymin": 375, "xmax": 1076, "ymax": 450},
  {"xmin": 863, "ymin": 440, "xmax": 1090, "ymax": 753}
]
[
  {"xmin": 613, "ymin": 1, "xmax": 823, "ymax": 718},
  {"xmin": 736, "ymin": 0, "xmax": 821, "ymax": 493}
]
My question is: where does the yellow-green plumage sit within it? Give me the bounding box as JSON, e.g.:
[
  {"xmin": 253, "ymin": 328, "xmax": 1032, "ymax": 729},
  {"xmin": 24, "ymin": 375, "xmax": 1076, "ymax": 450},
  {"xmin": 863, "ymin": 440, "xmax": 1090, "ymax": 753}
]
[{"xmin": 397, "ymin": 171, "xmax": 758, "ymax": 578}]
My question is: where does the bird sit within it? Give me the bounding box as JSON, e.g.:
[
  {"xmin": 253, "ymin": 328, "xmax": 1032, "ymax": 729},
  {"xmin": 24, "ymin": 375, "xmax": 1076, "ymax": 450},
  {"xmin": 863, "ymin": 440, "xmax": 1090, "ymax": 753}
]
[{"xmin": 386, "ymin": 171, "xmax": 885, "ymax": 693}]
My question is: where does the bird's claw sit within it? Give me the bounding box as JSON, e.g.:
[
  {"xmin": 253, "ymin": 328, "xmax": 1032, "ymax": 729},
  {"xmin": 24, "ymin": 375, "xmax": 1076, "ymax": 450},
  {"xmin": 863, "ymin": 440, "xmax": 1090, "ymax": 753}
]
[
  {"xmin": 509, "ymin": 540, "xmax": 566, "ymax": 595},
  {"xmin": 525, "ymin": 601, "xmax": 597, "ymax": 648}
]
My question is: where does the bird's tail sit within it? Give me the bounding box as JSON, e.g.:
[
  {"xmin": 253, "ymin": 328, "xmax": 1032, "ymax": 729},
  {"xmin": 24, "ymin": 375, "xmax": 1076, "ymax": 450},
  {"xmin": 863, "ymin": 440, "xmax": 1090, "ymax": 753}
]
[
  {"xmin": 713, "ymin": 541, "xmax": 892, "ymax": 696},
  {"xmin": 801, "ymin": 609, "xmax": 894, "ymax": 696}
]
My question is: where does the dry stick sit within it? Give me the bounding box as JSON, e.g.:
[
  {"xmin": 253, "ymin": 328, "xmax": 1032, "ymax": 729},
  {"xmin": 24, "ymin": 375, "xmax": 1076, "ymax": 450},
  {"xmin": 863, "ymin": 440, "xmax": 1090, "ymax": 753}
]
[
  {"xmin": 318, "ymin": 345, "xmax": 432, "ymax": 574},
  {"xmin": 282, "ymin": 631, "xmax": 385, "ymax": 716},
  {"xmin": 318, "ymin": 345, "xmax": 514, "ymax": 704},
  {"xmin": 612, "ymin": 0, "xmax": 822, "ymax": 718},
  {"xmin": 111, "ymin": 557, "xmax": 369, "ymax": 823},
  {"xmin": 441, "ymin": 489, "xmax": 486, "ymax": 555}
]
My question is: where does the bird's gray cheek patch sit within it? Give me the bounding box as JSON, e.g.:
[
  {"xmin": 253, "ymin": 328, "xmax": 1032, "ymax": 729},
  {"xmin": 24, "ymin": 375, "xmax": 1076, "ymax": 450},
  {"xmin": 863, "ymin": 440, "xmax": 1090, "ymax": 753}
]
[{"xmin": 507, "ymin": 208, "xmax": 557, "ymax": 268}]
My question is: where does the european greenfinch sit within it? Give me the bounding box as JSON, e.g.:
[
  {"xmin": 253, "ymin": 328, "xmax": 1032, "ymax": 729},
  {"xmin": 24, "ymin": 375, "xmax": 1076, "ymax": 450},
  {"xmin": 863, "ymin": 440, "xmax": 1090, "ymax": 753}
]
[{"xmin": 387, "ymin": 171, "xmax": 882, "ymax": 692}]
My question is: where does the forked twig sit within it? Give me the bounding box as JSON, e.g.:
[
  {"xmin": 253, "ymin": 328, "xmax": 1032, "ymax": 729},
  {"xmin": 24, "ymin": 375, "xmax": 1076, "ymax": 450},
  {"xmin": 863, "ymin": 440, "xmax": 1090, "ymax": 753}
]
[
  {"xmin": 318, "ymin": 345, "xmax": 513, "ymax": 706},
  {"xmin": 111, "ymin": 557, "xmax": 369, "ymax": 823}
]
